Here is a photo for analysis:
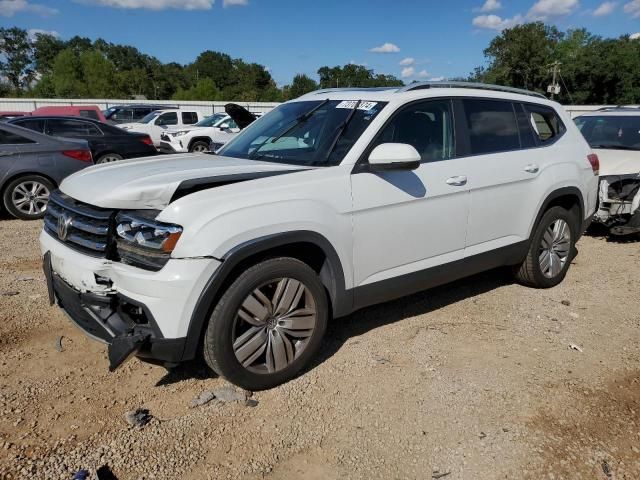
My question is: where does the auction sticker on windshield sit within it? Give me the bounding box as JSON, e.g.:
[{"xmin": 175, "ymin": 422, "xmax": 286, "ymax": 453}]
[{"xmin": 336, "ymin": 101, "xmax": 378, "ymax": 110}]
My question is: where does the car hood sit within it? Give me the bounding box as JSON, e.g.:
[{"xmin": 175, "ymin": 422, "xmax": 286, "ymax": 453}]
[
  {"xmin": 59, "ymin": 154, "xmax": 310, "ymax": 209},
  {"xmin": 595, "ymin": 149, "xmax": 640, "ymax": 176},
  {"xmin": 163, "ymin": 125, "xmax": 210, "ymax": 135}
]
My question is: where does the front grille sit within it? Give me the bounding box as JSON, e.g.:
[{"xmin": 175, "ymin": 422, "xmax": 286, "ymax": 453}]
[{"xmin": 44, "ymin": 190, "xmax": 115, "ymax": 256}]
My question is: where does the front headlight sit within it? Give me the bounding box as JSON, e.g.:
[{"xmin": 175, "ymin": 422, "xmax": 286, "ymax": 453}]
[
  {"xmin": 170, "ymin": 131, "xmax": 188, "ymax": 137},
  {"xmin": 115, "ymin": 211, "xmax": 183, "ymax": 271}
]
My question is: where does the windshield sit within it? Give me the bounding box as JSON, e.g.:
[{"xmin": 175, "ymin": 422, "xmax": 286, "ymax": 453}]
[
  {"xmin": 139, "ymin": 111, "xmax": 161, "ymax": 124},
  {"xmin": 575, "ymin": 115, "xmax": 640, "ymax": 150},
  {"xmin": 218, "ymin": 100, "xmax": 387, "ymax": 166},
  {"xmin": 196, "ymin": 113, "xmax": 228, "ymax": 127}
]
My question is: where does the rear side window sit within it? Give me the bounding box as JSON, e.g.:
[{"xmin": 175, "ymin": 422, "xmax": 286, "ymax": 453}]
[
  {"xmin": 0, "ymin": 129, "xmax": 35, "ymax": 144},
  {"xmin": 157, "ymin": 112, "xmax": 178, "ymax": 126},
  {"xmin": 182, "ymin": 112, "xmax": 198, "ymax": 125},
  {"xmin": 80, "ymin": 109, "xmax": 100, "ymax": 120},
  {"xmin": 462, "ymin": 99, "xmax": 520, "ymax": 155},
  {"xmin": 526, "ymin": 105, "xmax": 565, "ymax": 143},
  {"xmin": 48, "ymin": 119, "xmax": 102, "ymax": 136},
  {"xmin": 13, "ymin": 119, "xmax": 45, "ymax": 133}
]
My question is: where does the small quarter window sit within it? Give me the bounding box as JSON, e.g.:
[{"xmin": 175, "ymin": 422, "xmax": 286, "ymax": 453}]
[
  {"xmin": 157, "ymin": 112, "xmax": 178, "ymax": 126},
  {"xmin": 182, "ymin": 112, "xmax": 199, "ymax": 125},
  {"xmin": 526, "ymin": 105, "xmax": 565, "ymax": 143}
]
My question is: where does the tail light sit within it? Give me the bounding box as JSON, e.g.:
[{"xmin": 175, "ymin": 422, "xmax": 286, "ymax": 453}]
[
  {"xmin": 141, "ymin": 136, "xmax": 153, "ymax": 146},
  {"xmin": 587, "ymin": 153, "xmax": 599, "ymax": 175},
  {"xmin": 63, "ymin": 149, "xmax": 93, "ymax": 163}
]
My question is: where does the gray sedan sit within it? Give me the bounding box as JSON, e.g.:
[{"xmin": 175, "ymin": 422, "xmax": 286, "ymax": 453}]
[{"xmin": 0, "ymin": 122, "xmax": 93, "ymax": 220}]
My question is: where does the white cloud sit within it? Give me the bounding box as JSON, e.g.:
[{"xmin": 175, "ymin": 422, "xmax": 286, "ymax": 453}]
[
  {"xmin": 223, "ymin": 0, "xmax": 247, "ymax": 6},
  {"xmin": 348, "ymin": 60, "xmax": 368, "ymax": 66},
  {"xmin": 369, "ymin": 42, "xmax": 400, "ymax": 53},
  {"xmin": 77, "ymin": 0, "xmax": 214, "ymax": 10},
  {"xmin": 592, "ymin": 1, "xmax": 616, "ymax": 15},
  {"xmin": 27, "ymin": 28, "xmax": 60, "ymax": 40},
  {"xmin": 401, "ymin": 67, "xmax": 415, "ymax": 78},
  {"xmin": 630, "ymin": 32, "xmax": 640, "ymax": 39},
  {"xmin": 417, "ymin": 70, "xmax": 430, "ymax": 78},
  {"xmin": 429, "ymin": 76, "xmax": 446, "ymax": 82},
  {"xmin": 527, "ymin": 0, "xmax": 579, "ymax": 20},
  {"xmin": 624, "ymin": 0, "xmax": 640, "ymax": 17},
  {"xmin": 472, "ymin": 14, "xmax": 524, "ymax": 30},
  {"xmin": 0, "ymin": 0, "xmax": 58, "ymax": 16},
  {"xmin": 478, "ymin": 0, "xmax": 501, "ymax": 12},
  {"xmin": 399, "ymin": 57, "xmax": 415, "ymax": 66}
]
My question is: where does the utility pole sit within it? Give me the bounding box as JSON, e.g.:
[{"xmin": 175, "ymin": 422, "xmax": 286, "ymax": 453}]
[{"xmin": 547, "ymin": 61, "xmax": 561, "ymax": 100}]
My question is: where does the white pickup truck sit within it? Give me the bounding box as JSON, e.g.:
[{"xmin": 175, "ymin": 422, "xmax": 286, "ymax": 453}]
[{"xmin": 119, "ymin": 109, "xmax": 205, "ymax": 147}]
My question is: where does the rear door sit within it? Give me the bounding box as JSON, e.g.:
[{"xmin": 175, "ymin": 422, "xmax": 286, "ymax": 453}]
[
  {"xmin": 46, "ymin": 119, "xmax": 104, "ymax": 156},
  {"xmin": 461, "ymin": 98, "xmax": 562, "ymax": 255}
]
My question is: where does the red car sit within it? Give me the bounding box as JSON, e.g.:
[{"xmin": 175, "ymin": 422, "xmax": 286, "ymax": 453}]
[{"xmin": 32, "ymin": 105, "xmax": 107, "ymax": 122}]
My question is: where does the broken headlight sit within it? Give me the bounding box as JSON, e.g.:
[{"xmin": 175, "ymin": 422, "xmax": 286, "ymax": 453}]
[{"xmin": 115, "ymin": 211, "xmax": 183, "ymax": 271}]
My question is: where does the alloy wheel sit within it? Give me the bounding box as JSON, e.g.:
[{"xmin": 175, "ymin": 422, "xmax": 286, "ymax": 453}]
[
  {"xmin": 191, "ymin": 144, "xmax": 209, "ymax": 153},
  {"xmin": 232, "ymin": 278, "xmax": 317, "ymax": 374},
  {"xmin": 11, "ymin": 181, "xmax": 50, "ymax": 216},
  {"xmin": 538, "ymin": 219, "xmax": 571, "ymax": 278}
]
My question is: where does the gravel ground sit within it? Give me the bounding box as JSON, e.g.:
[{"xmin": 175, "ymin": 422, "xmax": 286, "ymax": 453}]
[{"xmin": 0, "ymin": 218, "xmax": 639, "ymax": 480}]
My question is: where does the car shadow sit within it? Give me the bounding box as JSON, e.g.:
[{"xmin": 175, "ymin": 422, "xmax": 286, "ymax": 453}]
[
  {"xmin": 306, "ymin": 267, "xmax": 514, "ymax": 374},
  {"xmin": 154, "ymin": 267, "xmax": 513, "ymax": 389}
]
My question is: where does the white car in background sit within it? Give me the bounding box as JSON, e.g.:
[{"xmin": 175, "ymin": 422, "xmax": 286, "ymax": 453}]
[
  {"xmin": 119, "ymin": 109, "xmax": 204, "ymax": 147},
  {"xmin": 575, "ymin": 107, "xmax": 640, "ymax": 236},
  {"xmin": 158, "ymin": 113, "xmax": 239, "ymax": 154},
  {"xmin": 159, "ymin": 104, "xmax": 260, "ymax": 154}
]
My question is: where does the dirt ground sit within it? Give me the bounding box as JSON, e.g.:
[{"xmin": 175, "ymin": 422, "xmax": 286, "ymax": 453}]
[{"xmin": 0, "ymin": 217, "xmax": 639, "ymax": 480}]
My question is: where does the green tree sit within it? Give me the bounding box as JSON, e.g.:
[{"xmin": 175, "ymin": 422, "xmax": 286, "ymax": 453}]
[
  {"xmin": 172, "ymin": 78, "xmax": 220, "ymax": 101},
  {"xmin": 286, "ymin": 73, "xmax": 318, "ymax": 99},
  {"xmin": 317, "ymin": 64, "xmax": 403, "ymax": 88},
  {"xmin": 51, "ymin": 48, "xmax": 84, "ymax": 97},
  {"xmin": 80, "ymin": 50, "xmax": 118, "ymax": 98},
  {"xmin": 0, "ymin": 27, "xmax": 35, "ymax": 93},
  {"xmin": 32, "ymin": 32, "xmax": 65, "ymax": 75}
]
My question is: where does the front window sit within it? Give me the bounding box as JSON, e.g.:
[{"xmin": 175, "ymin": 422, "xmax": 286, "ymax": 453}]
[
  {"xmin": 196, "ymin": 113, "xmax": 228, "ymax": 127},
  {"xmin": 140, "ymin": 111, "xmax": 161, "ymax": 124},
  {"xmin": 218, "ymin": 100, "xmax": 387, "ymax": 166},
  {"xmin": 575, "ymin": 115, "xmax": 640, "ymax": 151}
]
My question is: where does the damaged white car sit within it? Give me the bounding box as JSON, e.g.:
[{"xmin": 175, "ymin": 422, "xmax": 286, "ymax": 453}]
[{"xmin": 575, "ymin": 107, "xmax": 640, "ymax": 236}]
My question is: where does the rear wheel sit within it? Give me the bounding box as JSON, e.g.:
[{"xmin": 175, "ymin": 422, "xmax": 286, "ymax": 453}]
[
  {"xmin": 189, "ymin": 141, "xmax": 210, "ymax": 153},
  {"xmin": 96, "ymin": 153, "xmax": 123, "ymax": 164},
  {"xmin": 2, "ymin": 175, "xmax": 54, "ymax": 220},
  {"xmin": 203, "ymin": 257, "xmax": 329, "ymax": 390},
  {"xmin": 514, "ymin": 206, "xmax": 577, "ymax": 288}
]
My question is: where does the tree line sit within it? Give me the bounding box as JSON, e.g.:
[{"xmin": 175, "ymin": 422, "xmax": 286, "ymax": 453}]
[{"xmin": 1, "ymin": 24, "xmax": 639, "ymax": 104}]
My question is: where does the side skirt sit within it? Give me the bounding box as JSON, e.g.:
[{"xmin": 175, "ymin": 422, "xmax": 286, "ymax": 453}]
[{"xmin": 350, "ymin": 241, "xmax": 528, "ymax": 312}]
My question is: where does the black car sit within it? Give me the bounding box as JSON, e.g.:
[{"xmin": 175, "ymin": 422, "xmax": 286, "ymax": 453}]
[
  {"xmin": 103, "ymin": 104, "xmax": 179, "ymax": 124},
  {"xmin": 9, "ymin": 116, "xmax": 157, "ymax": 164}
]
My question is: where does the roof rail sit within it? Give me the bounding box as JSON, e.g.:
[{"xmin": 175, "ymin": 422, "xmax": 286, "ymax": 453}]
[
  {"xmin": 308, "ymin": 87, "xmax": 399, "ymax": 95},
  {"xmin": 398, "ymin": 81, "xmax": 547, "ymax": 99}
]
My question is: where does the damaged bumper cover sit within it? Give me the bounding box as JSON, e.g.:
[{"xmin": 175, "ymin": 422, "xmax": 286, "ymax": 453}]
[
  {"xmin": 594, "ymin": 174, "xmax": 640, "ymax": 235},
  {"xmin": 44, "ymin": 251, "xmax": 185, "ymax": 370}
]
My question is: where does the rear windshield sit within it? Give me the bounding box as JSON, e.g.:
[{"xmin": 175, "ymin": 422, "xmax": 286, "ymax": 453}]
[{"xmin": 575, "ymin": 115, "xmax": 640, "ymax": 151}]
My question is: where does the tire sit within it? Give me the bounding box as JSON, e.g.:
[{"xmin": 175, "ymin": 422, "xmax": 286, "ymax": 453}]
[
  {"xmin": 203, "ymin": 257, "xmax": 329, "ymax": 390},
  {"xmin": 189, "ymin": 141, "xmax": 210, "ymax": 153},
  {"xmin": 2, "ymin": 175, "xmax": 54, "ymax": 220},
  {"xmin": 514, "ymin": 206, "xmax": 577, "ymax": 288},
  {"xmin": 96, "ymin": 153, "xmax": 123, "ymax": 164}
]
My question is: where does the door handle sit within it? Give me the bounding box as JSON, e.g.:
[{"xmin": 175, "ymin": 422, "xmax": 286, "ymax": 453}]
[
  {"xmin": 446, "ymin": 175, "xmax": 467, "ymax": 186},
  {"xmin": 524, "ymin": 164, "xmax": 540, "ymax": 174}
]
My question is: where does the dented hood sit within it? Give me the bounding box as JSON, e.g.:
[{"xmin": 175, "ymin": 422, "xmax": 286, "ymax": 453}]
[
  {"xmin": 595, "ymin": 148, "xmax": 640, "ymax": 176},
  {"xmin": 59, "ymin": 154, "xmax": 309, "ymax": 209}
]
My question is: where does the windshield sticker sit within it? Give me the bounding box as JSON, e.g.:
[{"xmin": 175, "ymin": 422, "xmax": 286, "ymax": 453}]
[{"xmin": 336, "ymin": 101, "xmax": 378, "ymax": 111}]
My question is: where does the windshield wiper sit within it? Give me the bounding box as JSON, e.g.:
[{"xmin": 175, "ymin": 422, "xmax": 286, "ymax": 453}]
[
  {"xmin": 248, "ymin": 99, "xmax": 330, "ymax": 160},
  {"xmin": 323, "ymin": 100, "xmax": 361, "ymax": 163}
]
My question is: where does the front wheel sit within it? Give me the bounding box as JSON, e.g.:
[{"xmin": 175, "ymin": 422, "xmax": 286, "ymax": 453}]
[
  {"xmin": 189, "ymin": 141, "xmax": 210, "ymax": 153},
  {"xmin": 2, "ymin": 175, "xmax": 54, "ymax": 220},
  {"xmin": 203, "ymin": 257, "xmax": 329, "ymax": 390},
  {"xmin": 514, "ymin": 206, "xmax": 577, "ymax": 288}
]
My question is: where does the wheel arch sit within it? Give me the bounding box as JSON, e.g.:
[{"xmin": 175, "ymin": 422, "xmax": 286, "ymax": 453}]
[
  {"xmin": 187, "ymin": 136, "xmax": 212, "ymax": 151},
  {"xmin": 530, "ymin": 187, "xmax": 585, "ymax": 241},
  {"xmin": 0, "ymin": 171, "xmax": 57, "ymax": 200},
  {"xmin": 181, "ymin": 230, "xmax": 351, "ymax": 361}
]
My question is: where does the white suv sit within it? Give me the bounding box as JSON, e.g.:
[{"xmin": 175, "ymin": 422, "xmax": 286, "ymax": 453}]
[
  {"xmin": 574, "ymin": 107, "xmax": 640, "ymax": 235},
  {"xmin": 119, "ymin": 109, "xmax": 204, "ymax": 146},
  {"xmin": 41, "ymin": 83, "xmax": 598, "ymax": 390},
  {"xmin": 158, "ymin": 113, "xmax": 239, "ymax": 154}
]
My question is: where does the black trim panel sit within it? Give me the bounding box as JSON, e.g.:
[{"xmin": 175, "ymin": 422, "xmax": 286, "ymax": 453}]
[
  {"xmin": 181, "ymin": 230, "xmax": 350, "ymax": 361},
  {"xmin": 351, "ymin": 241, "xmax": 528, "ymax": 311}
]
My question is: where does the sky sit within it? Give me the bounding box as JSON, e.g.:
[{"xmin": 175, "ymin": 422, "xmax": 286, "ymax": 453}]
[{"xmin": 1, "ymin": 0, "xmax": 639, "ymax": 87}]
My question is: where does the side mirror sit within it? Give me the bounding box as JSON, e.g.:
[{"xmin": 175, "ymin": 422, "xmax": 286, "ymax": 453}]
[{"xmin": 367, "ymin": 143, "xmax": 421, "ymax": 171}]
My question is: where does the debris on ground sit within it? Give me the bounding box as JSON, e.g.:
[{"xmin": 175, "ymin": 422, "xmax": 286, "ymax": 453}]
[
  {"xmin": 432, "ymin": 471, "xmax": 451, "ymax": 479},
  {"xmin": 569, "ymin": 344, "xmax": 584, "ymax": 352},
  {"xmin": 190, "ymin": 390, "xmax": 216, "ymax": 408},
  {"xmin": 124, "ymin": 408, "xmax": 152, "ymax": 427},
  {"xmin": 72, "ymin": 470, "xmax": 89, "ymax": 480},
  {"xmin": 213, "ymin": 385, "xmax": 249, "ymax": 403},
  {"xmin": 55, "ymin": 335, "xmax": 65, "ymax": 352},
  {"xmin": 561, "ymin": 300, "xmax": 571, "ymax": 306},
  {"xmin": 1, "ymin": 291, "xmax": 19, "ymax": 297},
  {"xmin": 16, "ymin": 276, "xmax": 36, "ymax": 282},
  {"xmin": 373, "ymin": 354, "xmax": 390, "ymax": 364},
  {"xmin": 190, "ymin": 386, "xmax": 256, "ymax": 408},
  {"xmin": 602, "ymin": 460, "xmax": 612, "ymax": 478},
  {"xmin": 96, "ymin": 465, "xmax": 118, "ymax": 480},
  {"xmin": 245, "ymin": 399, "xmax": 259, "ymax": 407}
]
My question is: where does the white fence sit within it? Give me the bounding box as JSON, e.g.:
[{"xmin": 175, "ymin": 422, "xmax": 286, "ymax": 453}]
[
  {"xmin": 0, "ymin": 97, "xmax": 610, "ymax": 119},
  {"xmin": 0, "ymin": 98, "xmax": 280, "ymax": 116}
]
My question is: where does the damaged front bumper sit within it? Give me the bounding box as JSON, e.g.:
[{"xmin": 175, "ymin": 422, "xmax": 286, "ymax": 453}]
[
  {"xmin": 43, "ymin": 251, "xmax": 185, "ymax": 370},
  {"xmin": 594, "ymin": 174, "xmax": 640, "ymax": 235}
]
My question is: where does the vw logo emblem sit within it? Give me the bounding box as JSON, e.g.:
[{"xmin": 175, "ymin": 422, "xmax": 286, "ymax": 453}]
[{"xmin": 57, "ymin": 213, "xmax": 73, "ymax": 241}]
